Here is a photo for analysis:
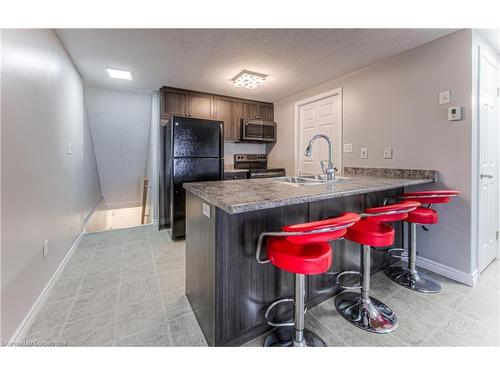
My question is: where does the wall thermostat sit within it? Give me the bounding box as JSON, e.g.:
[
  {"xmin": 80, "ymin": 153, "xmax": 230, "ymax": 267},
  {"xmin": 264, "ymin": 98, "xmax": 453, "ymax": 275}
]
[{"xmin": 448, "ymin": 106, "xmax": 462, "ymax": 121}]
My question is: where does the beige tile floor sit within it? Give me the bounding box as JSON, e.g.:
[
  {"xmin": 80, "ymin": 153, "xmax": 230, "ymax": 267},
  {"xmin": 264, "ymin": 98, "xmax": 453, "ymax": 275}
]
[
  {"xmin": 21, "ymin": 225, "xmax": 206, "ymax": 346},
  {"xmin": 20, "ymin": 225, "xmax": 499, "ymax": 347}
]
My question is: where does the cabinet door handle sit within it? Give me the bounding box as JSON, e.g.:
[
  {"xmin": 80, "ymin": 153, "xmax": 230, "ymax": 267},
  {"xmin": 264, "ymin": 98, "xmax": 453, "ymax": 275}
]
[{"xmin": 480, "ymin": 173, "xmax": 494, "ymax": 179}]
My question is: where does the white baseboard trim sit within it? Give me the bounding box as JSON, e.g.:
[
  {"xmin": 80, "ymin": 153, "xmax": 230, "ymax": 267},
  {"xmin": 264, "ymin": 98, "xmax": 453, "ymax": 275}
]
[
  {"xmin": 85, "ymin": 222, "xmax": 151, "ymax": 234},
  {"xmin": 7, "ymin": 232, "xmax": 85, "ymax": 346},
  {"xmin": 417, "ymin": 256, "xmax": 477, "ymax": 287}
]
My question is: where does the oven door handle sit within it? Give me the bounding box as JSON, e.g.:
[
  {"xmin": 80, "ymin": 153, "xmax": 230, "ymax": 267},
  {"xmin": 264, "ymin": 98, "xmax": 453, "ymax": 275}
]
[{"xmin": 250, "ymin": 172, "xmax": 285, "ymax": 178}]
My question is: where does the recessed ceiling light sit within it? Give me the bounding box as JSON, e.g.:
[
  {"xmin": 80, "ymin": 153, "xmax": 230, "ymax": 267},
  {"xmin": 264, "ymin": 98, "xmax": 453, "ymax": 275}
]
[
  {"xmin": 106, "ymin": 68, "xmax": 132, "ymax": 80},
  {"xmin": 231, "ymin": 70, "xmax": 267, "ymax": 89}
]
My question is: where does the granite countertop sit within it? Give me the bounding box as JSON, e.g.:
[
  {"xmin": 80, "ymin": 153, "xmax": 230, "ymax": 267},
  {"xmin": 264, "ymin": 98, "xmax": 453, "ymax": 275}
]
[{"xmin": 184, "ymin": 167, "xmax": 436, "ymax": 214}]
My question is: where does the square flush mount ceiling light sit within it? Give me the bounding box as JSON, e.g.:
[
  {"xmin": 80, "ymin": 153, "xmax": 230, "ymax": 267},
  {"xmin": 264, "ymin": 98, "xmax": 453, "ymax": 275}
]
[
  {"xmin": 106, "ymin": 68, "xmax": 133, "ymax": 80},
  {"xmin": 231, "ymin": 70, "xmax": 267, "ymax": 89}
]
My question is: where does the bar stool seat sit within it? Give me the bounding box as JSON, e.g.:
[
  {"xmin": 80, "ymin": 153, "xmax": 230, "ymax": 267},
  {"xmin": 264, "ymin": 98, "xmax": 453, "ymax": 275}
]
[
  {"xmin": 345, "ymin": 220, "xmax": 394, "ymax": 248},
  {"xmin": 406, "ymin": 207, "xmax": 438, "ymax": 225},
  {"xmin": 386, "ymin": 190, "xmax": 459, "ymax": 294},
  {"xmin": 256, "ymin": 212, "xmax": 360, "ymax": 347},
  {"xmin": 401, "ymin": 190, "xmax": 460, "ymax": 204},
  {"xmin": 267, "ymin": 238, "xmax": 332, "ymax": 275}
]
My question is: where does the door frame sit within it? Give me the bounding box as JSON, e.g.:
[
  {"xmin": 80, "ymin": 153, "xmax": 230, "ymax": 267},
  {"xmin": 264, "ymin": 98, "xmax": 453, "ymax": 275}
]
[
  {"xmin": 472, "ymin": 40, "xmax": 500, "ymax": 278},
  {"xmin": 293, "ymin": 87, "xmax": 343, "ymax": 175}
]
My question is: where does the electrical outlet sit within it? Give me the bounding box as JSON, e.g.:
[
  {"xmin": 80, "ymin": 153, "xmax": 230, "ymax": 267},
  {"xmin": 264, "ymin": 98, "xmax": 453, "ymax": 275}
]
[
  {"xmin": 439, "ymin": 90, "xmax": 451, "ymax": 105},
  {"xmin": 343, "ymin": 143, "xmax": 353, "ymax": 153},
  {"xmin": 202, "ymin": 202, "xmax": 211, "ymax": 218},
  {"xmin": 383, "ymin": 147, "xmax": 393, "ymax": 159},
  {"xmin": 43, "ymin": 240, "xmax": 49, "ymax": 258},
  {"xmin": 360, "ymin": 147, "xmax": 368, "ymax": 159}
]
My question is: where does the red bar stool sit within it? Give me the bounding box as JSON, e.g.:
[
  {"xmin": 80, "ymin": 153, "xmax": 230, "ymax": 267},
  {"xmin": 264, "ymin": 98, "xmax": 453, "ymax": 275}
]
[
  {"xmin": 385, "ymin": 190, "xmax": 460, "ymax": 293},
  {"xmin": 335, "ymin": 201, "xmax": 420, "ymax": 334},
  {"xmin": 256, "ymin": 212, "xmax": 360, "ymax": 347}
]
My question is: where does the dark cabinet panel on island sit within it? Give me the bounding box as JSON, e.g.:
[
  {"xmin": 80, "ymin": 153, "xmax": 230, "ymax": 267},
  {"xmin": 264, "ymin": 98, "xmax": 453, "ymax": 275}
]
[
  {"xmin": 185, "ymin": 192, "xmax": 216, "ymax": 343},
  {"xmin": 216, "ymin": 203, "xmax": 308, "ymax": 346},
  {"xmin": 185, "ymin": 189, "xmax": 405, "ymax": 347}
]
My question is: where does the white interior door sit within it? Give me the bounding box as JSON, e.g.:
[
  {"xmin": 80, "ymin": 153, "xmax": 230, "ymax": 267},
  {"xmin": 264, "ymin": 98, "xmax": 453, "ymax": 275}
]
[
  {"xmin": 298, "ymin": 92, "xmax": 342, "ymax": 175},
  {"xmin": 478, "ymin": 52, "xmax": 499, "ymax": 272}
]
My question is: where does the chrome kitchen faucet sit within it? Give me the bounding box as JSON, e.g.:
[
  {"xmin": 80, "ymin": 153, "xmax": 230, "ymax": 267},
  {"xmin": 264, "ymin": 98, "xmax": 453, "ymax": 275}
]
[{"xmin": 304, "ymin": 134, "xmax": 335, "ymax": 181}]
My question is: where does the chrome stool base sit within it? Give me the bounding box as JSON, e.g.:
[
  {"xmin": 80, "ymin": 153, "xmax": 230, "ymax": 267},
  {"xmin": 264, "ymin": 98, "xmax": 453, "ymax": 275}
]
[
  {"xmin": 335, "ymin": 292, "xmax": 398, "ymax": 334},
  {"xmin": 263, "ymin": 326, "xmax": 327, "ymax": 347},
  {"xmin": 385, "ymin": 266, "xmax": 441, "ymax": 294}
]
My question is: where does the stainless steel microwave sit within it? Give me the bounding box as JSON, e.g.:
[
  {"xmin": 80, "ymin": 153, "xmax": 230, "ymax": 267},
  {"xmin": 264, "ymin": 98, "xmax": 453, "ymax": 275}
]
[{"xmin": 240, "ymin": 118, "xmax": 276, "ymax": 143}]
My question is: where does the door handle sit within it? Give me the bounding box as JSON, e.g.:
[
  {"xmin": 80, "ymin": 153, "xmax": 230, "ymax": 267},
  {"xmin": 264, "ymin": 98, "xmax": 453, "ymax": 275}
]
[{"xmin": 480, "ymin": 174, "xmax": 494, "ymax": 179}]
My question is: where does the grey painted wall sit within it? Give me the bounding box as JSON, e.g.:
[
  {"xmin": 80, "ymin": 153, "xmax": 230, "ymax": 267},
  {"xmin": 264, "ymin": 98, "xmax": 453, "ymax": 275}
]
[
  {"xmin": 84, "ymin": 86, "xmax": 152, "ymax": 209},
  {"xmin": 1, "ymin": 29, "xmax": 102, "ymax": 342},
  {"xmin": 270, "ymin": 30, "xmax": 473, "ymax": 276}
]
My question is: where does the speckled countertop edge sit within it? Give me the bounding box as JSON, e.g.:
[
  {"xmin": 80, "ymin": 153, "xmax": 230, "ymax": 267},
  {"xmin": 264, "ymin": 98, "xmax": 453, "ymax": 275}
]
[{"xmin": 184, "ymin": 174, "xmax": 435, "ymax": 214}]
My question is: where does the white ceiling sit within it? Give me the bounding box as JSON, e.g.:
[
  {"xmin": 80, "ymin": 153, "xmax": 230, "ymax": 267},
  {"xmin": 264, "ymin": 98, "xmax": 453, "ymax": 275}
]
[{"xmin": 57, "ymin": 29, "xmax": 458, "ymax": 102}]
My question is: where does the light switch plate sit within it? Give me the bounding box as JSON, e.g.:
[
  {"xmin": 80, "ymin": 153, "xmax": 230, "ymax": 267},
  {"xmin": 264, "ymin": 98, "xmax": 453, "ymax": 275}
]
[
  {"xmin": 439, "ymin": 90, "xmax": 451, "ymax": 105},
  {"xmin": 343, "ymin": 143, "xmax": 353, "ymax": 153},
  {"xmin": 383, "ymin": 147, "xmax": 393, "ymax": 159},
  {"xmin": 202, "ymin": 202, "xmax": 211, "ymax": 218},
  {"xmin": 66, "ymin": 142, "xmax": 72, "ymax": 155},
  {"xmin": 43, "ymin": 240, "xmax": 49, "ymax": 258},
  {"xmin": 360, "ymin": 147, "xmax": 368, "ymax": 159}
]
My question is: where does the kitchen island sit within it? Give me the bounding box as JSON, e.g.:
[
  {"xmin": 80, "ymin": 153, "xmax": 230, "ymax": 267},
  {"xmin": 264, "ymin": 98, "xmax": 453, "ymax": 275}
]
[{"xmin": 183, "ymin": 167, "xmax": 436, "ymax": 346}]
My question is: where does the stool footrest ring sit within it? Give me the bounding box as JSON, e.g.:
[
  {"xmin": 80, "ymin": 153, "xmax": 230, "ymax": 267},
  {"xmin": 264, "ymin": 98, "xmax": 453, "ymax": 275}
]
[
  {"xmin": 336, "ymin": 271, "xmax": 363, "ymax": 290},
  {"xmin": 387, "ymin": 248, "xmax": 419, "ymax": 260},
  {"xmin": 264, "ymin": 298, "xmax": 307, "ymax": 327}
]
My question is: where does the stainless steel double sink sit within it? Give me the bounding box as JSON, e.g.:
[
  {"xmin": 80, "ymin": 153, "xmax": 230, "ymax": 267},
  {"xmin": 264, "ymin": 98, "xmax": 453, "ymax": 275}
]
[{"xmin": 271, "ymin": 175, "xmax": 352, "ymax": 186}]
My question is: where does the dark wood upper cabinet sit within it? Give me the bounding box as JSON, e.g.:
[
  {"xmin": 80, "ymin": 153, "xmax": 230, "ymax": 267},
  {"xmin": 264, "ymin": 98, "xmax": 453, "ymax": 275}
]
[
  {"xmin": 241, "ymin": 101, "xmax": 259, "ymax": 119},
  {"xmin": 160, "ymin": 87, "xmax": 273, "ymax": 142},
  {"xmin": 214, "ymin": 97, "xmax": 242, "ymax": 142},
  {"xmin": 258, "ymin": 103, "xmax": 274, "ymax": 121},
  {"xmin": 161, "ymin": 88, "xmax": 189, "ymax": 117},
  {"xmin": 189, "ymin": 92, "xmax": 213, "ymax": 119}
]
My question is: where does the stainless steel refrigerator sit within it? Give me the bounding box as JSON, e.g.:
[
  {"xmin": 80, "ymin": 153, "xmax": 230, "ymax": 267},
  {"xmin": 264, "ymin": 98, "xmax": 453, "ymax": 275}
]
[{"xmin": 159, "ymin": 116, "xmax": 223, "ymax": 238}]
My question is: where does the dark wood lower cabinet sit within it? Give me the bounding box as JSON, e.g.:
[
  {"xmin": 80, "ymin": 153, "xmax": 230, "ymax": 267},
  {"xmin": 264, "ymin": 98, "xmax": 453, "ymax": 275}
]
[{"xmin": 185, "ymin": 189, "xmax": 403, "ymax": 346}]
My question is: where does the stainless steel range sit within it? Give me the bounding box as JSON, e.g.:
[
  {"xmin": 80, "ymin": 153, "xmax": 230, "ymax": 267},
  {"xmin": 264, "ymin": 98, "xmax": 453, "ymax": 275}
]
[{"xmin": 233, "ymin": 154, "xmax": 286, "ymax": 179}]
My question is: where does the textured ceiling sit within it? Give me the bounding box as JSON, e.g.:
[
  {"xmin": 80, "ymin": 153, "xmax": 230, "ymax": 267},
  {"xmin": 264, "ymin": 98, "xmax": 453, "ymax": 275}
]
[{"xmin": 57, "ymin": 29, "xmax": 458, "ymax": 102}]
